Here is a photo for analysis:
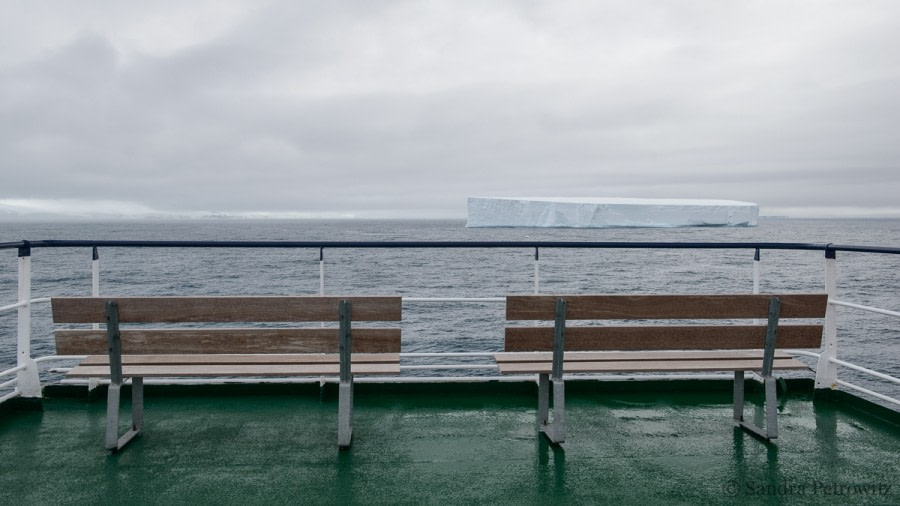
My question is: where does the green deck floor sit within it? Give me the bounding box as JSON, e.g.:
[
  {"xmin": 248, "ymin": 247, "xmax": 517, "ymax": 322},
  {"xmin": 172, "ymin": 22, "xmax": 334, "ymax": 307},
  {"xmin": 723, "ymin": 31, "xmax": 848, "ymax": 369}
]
[{"xmin": 1, "ymin": 379, "xmax": 899, "ymax": 505}]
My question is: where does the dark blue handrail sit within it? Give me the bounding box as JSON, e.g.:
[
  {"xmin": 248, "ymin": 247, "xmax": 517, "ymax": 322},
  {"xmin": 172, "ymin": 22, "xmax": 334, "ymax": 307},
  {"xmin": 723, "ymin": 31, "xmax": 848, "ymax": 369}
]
[{"xmin": 1, "ymin": 239, "xmax": 899, "ymax": 255}]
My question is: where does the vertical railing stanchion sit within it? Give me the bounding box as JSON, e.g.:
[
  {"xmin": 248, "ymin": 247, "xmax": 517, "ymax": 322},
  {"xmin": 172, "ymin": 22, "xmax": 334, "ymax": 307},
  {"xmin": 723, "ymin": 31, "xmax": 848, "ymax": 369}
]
[
  {"xmin": 320, "ymin": 248, "xmax": 326, "ymax": 328},
  {"xmin": 16, "ymin": 242, "xmax": 41, "ymax": 397},
  {"xmin": 815, "ymin": 246, "xmax": 839, "ymax": 390},
  {"xmin": 90, "ymin": 246, "xmax": 101, "ymax": 391},
  {"xmin": 92, "ymin": 246, "xmax": 100, "ymax": 329},
  {"xmin": 753, "ymin": 248, "xmax": 760, "ymax": 294},
  {"xmin": 319, "ymin": 247, "xmax": 325, "ymax": 295},
  {"xmin": 534, "ymin": 247, "xmax": 540, "ymax": 294},
  {"xmin": 753, "ymin": 248, "xmax": 761, "ymax": 325}
]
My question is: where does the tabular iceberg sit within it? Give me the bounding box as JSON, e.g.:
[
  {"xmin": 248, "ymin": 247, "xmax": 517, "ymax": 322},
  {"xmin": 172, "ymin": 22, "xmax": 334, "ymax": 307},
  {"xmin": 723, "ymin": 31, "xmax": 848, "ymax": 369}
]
[{"xmin": 466, "ymin": 197, "xmax": 758, "ymax": 228}]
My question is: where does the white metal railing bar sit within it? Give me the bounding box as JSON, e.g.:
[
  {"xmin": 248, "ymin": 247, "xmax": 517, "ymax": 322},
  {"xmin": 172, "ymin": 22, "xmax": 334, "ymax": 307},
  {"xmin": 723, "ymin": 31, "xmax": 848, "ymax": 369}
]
[
  {"xmin": 402, "ymin": 352, "xmax": 496, "ymax": 358},
  {"xmin": 0, "ymin": 300, "xmax": 28, "ymax": 312},
  {"xmin": 1, "ymin": 377, "xmax": 18, "ymax": 389},
  {"xmin": 835, "ymin": 379, "xmax": 900, "ymax": 407},
  {"xmin": 0, "ymin": 297, "xmax": 50, "ymax": 313},
  {"xmin": 400, "ymin": 365, "xmax": 498, "ymax": 371},
  {"xmin": 403, "ymin": 297, "xmax": 505, "ymax": 303},
  {"xmin": 0, "ymin": 390, "xmax": 20, "ymax": 403},
  {"xmin": 0, "ymin": 363, "xmax": 28, "ymax": 379},
  {"xmin": 829, "ymin": 357, "xmax": 900, "ymax": 385},
  {"xmin": 785, "ymin": 350, "xmax": 822, "ymax": 359},
  {"xmin": 830, "ymin": 299, "xmax": 900, "ymax": 319},
  {"xmin": 35, "ymin": 355, "xmax": 86, "ymax": 363}
]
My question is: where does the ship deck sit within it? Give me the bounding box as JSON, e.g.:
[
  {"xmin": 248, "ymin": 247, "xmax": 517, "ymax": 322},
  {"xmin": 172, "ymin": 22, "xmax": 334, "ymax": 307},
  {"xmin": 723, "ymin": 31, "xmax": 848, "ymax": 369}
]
[{"xmin": 1, "ymin": 379, "xmax": 898, "ymax": 505}]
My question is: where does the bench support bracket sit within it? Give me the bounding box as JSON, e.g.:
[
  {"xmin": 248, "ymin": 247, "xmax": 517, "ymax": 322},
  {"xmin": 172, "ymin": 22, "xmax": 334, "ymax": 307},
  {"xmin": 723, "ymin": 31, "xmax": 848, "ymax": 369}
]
[
  {"xmin": 104, "ymin": 300, "xmax": 143, "ymax": 452},
  {"xmin": 338, "ymin": 300, "xmax": 354, "ymax": 449},
  {"xmin": 733, "ymin": 297, "xmax": 781, "ymax": 440},
  {"xmin": 538, "ymin": 298, "xmax": 567, "ymax": 444}
]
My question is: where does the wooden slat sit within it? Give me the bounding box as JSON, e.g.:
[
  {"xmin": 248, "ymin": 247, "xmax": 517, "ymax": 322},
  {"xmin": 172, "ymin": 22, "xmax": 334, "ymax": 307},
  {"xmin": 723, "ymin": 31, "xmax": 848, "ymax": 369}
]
[
  {"xmin": 51, "ymin": 296, "xmax": 402, "ymax": 323},
  {"xmin": 506, "ymin": 294, "xmax": 828, "ymax": 320},
  {"xmin": 66, "ymin": 362, "xmax": 400, "ymax": 378},
  {"xmin": 495, "ymin": 357, "xmax": 808, "ymax": 374},
  {"xmin": 55, "ymin": 328, "xmax": 402, "ymax": 355},
  {"xmin": 494, "ymin": 350, "xmax": 793, "ymax": 363},
  {"xmin": 504, "ymin": 325, "xmax": 824, "ymax": 351},
  {"xmin": 79, "ymin": 353, "xmax": 400, "ymax": 366}
]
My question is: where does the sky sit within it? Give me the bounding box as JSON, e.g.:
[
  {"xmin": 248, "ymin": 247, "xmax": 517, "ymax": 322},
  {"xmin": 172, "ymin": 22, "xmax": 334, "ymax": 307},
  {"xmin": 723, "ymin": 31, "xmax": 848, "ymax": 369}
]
[{"xmin": 1, "ymin": 1, "xmax": 899, "ymax": 220}]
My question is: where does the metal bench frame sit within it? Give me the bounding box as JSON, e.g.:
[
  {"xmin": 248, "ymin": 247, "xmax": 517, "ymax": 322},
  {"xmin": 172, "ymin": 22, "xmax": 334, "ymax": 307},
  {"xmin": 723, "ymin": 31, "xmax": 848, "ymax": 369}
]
[
  {"xmin": 539, "ymin": 297, "xmax": 783, "ymax": 443},
  {"xmin": 103, "ymin": 299, "xmax": 360, "ymax": 450},
  {"xmin": 498, "ymin": 293, "xmax": 827, "ymax": 445},
  {"xmin": 53, "ymin": 296, "xmax": 400, "ymax": 452}
]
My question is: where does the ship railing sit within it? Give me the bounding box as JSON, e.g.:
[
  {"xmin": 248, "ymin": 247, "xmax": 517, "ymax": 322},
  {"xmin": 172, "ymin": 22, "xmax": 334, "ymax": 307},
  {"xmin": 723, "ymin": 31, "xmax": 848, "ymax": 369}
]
[{"xmin": 1, "ymin": 240, "xmax": 899, "ymax": 410}]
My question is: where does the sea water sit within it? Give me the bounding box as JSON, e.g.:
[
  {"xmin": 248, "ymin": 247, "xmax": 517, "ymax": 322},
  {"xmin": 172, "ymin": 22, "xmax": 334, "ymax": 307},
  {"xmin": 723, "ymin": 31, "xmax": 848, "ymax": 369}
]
[{"xmin": 1, "ymin": 218, "xmax": 898, "ymax": 402}]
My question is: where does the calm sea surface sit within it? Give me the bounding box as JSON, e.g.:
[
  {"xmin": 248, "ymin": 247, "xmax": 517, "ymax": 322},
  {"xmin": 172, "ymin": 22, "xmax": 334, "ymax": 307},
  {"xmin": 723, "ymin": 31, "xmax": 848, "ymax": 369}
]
[{"xmin": 1, "ymin": 218, "xmax": 899, "ymax": 402}]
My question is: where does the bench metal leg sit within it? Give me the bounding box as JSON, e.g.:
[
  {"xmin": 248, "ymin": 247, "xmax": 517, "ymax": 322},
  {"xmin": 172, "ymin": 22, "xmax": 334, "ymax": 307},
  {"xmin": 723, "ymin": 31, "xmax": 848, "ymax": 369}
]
[
  {"xmin": 733, "ymin": 372, "xmax": 778, "ymax": 440},
  {"xmin": 338, "ymin": 379, "xmax": 353, "ymax": 449},
  {"xmin": 537, "ymin": 297, "xmax": 567, "ymax": 445},
  {"xmin": 537, "ymin": 373, "xmax": 550, "ymax": 427},
  {"xmin": 132, "ymin": 377, "xmax": 144, "ymax": 432},
  {"xmin": 104, "ymin": 300, "xmax": 142, "ymax": 452},
  {"xmin": 105, "ymin": 377, "xmax": 143, "ymax": 452},
  {"xmin": 105, "ymin": 383, "xmax": 121, "ymax": 451},
  {"xmin": 537, "ymin": 374, "xmax": 566, "ymax": 444},
  {"xmin": 338, "ymin": 299, "xmax": 354, "ymax": 449},
  {"xmin": 734, "ymin": 297, "xmax": 782, "ymax": 441},
  {"xmin": 550, "ymin": 378, "xmax": 566, "ymax": 443},
  {"xmin": 733, "ymin": 370, "xmax": 745, "ymax": 422},
  {"xmin": 764, "ymin": 376, "xmax": 778, "ymax": 439}
]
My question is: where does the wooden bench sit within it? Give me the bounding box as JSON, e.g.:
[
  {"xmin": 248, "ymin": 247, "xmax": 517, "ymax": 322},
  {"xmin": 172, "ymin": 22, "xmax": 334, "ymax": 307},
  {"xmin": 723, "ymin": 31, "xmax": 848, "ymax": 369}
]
[
  {"xmin": 495, "ymin": 293, "xmax": 828, "ymax": 444},
  {"xmin": 51, "ymin": 296, "xmax": 402, "ymax": 451}
]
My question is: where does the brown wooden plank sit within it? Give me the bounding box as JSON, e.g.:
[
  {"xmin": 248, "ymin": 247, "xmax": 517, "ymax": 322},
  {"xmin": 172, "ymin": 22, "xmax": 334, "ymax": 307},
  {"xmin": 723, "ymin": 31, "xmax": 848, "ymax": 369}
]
[
  {"xmin": 51, "ymin": 296, "xmax": 402, "ymax": 323},
  {"xmin": 55, "ymin": 328, "xmax": 401, "ymax": 355},
  {"xmin": 504, "ymin": 325, "xmax": 823, "ymax": 351},
  {"xmin": 496, "ymin": 357, "xmax": 808, "ymax": 374},
  {"xmin": 66, "ymin": 362, "xmax": 400, "ymax": 377},
  {"xmin": 494, "ymin": 350, "xmax": 794, "ymax": 363},
  {"xmin": 506, "ymin": 294, "xmax": 828, "ymax": 320},
  {"xmin": 79, "ymin": 353, "xmax": 400, "ymax": 366}
]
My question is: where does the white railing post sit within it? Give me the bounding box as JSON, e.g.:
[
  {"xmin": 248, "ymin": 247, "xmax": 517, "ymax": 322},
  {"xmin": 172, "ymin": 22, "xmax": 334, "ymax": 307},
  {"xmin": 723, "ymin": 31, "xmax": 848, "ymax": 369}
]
[
  {"xmin": 815, "ymin": 247, "xmax": 838, "ymax": 389},
  {"xmin": 319, "ymin": 248, "xmax": 325, "ymax": 295},
  {"xmin": 92, "ymin": 246, "xmax": 100, "ymax": 328},
  {"xmin": 16, "ymin": 243, "xmax": 41, "ymax": 397},
  {"xmin": 89, "ymin": 246, "xmax": 101, "ymax": 391},
  {"xmin": 753, "ymin": 248, "xmax": 760, "ymax": 294},
  {"xmin": 319, "ymin": 248, "xmax": 325, "ymax": 329}
]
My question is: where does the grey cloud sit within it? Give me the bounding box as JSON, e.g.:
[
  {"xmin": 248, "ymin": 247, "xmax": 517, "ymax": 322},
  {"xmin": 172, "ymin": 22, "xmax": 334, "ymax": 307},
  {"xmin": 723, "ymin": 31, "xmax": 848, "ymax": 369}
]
[{"xmin": 1, "ymin": 1, "xmax": 899, "ymax": 218}]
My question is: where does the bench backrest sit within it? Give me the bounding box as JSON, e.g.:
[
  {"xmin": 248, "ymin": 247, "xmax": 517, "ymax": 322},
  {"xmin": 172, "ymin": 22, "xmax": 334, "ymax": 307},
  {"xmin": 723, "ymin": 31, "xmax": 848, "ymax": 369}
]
[
  {"xmin": 52, "ymin": 296, "xmax": 402, "ymax": 355},
  {"xmin": 504, "ymin": 294, "xmax": 828, "ymax": 352}
]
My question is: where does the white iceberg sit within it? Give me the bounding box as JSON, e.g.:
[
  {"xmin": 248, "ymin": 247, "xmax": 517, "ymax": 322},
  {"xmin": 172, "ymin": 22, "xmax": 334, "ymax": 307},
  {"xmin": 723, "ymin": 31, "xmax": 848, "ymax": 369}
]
[{"xmin": 466, "ymin": 197, "xmax": 758, "ymax": 228}]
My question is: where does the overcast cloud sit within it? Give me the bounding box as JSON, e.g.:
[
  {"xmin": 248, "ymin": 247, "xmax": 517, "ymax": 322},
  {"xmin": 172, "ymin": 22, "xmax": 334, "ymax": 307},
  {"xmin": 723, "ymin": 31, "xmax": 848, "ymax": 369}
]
[{"xmin": 1, "ymin": 1, "xmax": 899, "ymax": 219}]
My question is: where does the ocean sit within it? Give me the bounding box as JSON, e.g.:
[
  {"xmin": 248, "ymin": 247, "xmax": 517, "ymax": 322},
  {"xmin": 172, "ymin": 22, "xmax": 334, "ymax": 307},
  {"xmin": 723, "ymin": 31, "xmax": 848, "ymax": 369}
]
[{"xmin": 1, "ymin": 218, "xmax": 898, "ymax": 402}]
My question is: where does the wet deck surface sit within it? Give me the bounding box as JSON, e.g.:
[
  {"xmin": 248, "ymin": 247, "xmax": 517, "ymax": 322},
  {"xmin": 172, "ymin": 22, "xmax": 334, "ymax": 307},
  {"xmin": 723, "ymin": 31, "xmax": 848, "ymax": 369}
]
[{"xmin": 1, "ymin": 380, "xmax": 899, "ymax": 505}]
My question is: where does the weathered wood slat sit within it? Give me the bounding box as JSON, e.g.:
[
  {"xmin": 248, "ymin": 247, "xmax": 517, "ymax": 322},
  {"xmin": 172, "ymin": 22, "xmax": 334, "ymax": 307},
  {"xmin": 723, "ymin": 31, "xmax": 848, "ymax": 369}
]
[
  {"xmin": 504, "ymin": 325, "xmax": 824, "ymax": 351},
  {"xmin": 506, "ymin": 294, "xmax": 828, "ymax": 320},
  {"xmin": 496, "ymin": 357, "xmax": 808, "ymax": 374},
  {"xmin": 79, "ymin": 353, "xmax": 400, "ymax": 366},
  {"xmin": 494, "ymin": 350, "xmax": 793, "ymax": 363},
  {"xmin": 51, "ymin": 296, "xmax": 402, "ymax": 323},
  {"xmin": 67, "ymin": 362, "xmax": 401, "ymax": 378},
  {"xmin": 55, "ymin": 328, "xmax": 401, "ymax": 355}
]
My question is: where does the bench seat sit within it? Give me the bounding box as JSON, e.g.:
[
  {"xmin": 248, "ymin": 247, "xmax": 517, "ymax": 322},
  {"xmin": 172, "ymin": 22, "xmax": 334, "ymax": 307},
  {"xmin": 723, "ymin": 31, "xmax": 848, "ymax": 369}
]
[
  {"xmin": 67, "ymin": 354, "xmax": 402, "ymax": 377},
  {"xmin": 494, "ymin": 350, "xmax": 808, "ymax": 374}
]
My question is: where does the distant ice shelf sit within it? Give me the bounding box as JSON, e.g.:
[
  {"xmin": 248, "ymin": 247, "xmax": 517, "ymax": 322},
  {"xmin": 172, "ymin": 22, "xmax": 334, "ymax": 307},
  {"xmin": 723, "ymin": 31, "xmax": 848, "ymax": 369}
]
[{"xmin": 466, "ymin": 197, "xmax": 759, "ymax": 228}]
